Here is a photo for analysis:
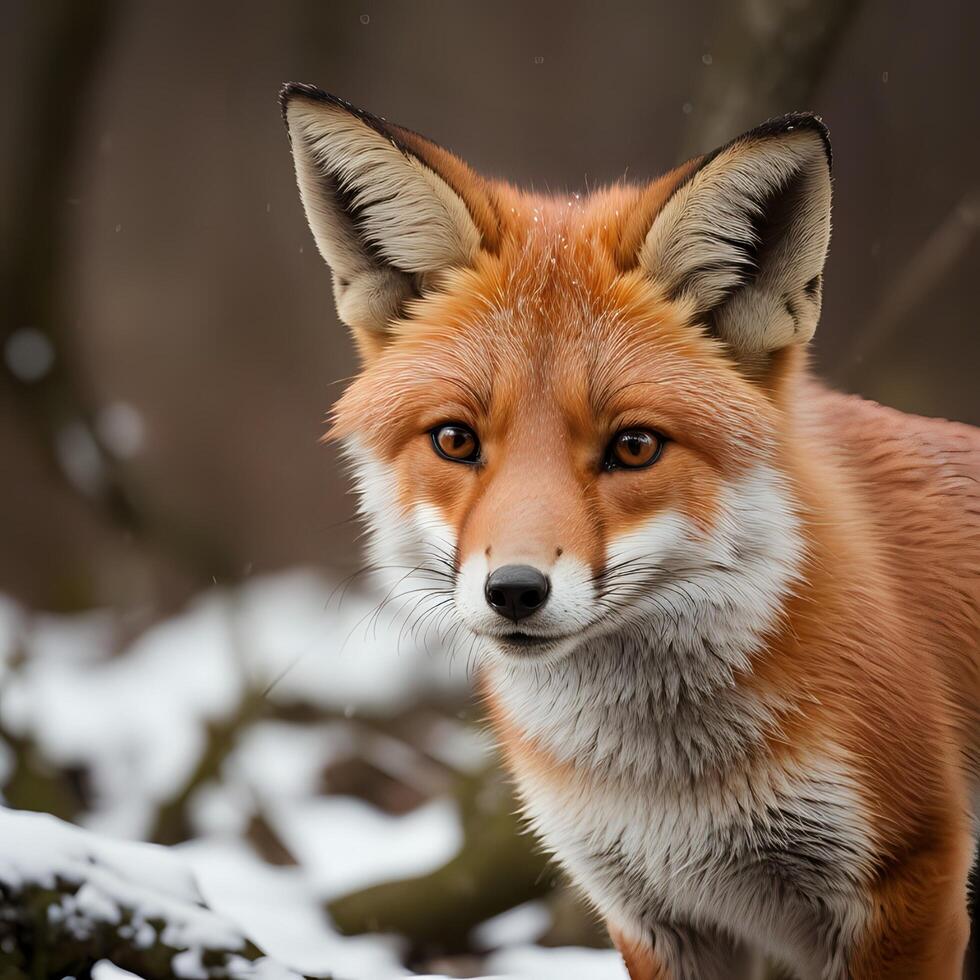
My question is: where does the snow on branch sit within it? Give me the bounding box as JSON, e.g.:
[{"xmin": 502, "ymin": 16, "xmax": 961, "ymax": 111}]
[{"xmin": 0, "ymin": 807, "xmax": 317, "ymax": 979}]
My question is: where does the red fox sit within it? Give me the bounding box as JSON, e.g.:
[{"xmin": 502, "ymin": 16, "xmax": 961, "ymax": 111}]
[{"xmin": 280, "ymin": 83, "xmax": 980, "ymax": 979}]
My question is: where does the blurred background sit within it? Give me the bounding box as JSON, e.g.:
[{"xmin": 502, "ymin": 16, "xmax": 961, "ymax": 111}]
[{"xmin": 1, "ymin": 1, "xmax": 977, "ymax": 977}]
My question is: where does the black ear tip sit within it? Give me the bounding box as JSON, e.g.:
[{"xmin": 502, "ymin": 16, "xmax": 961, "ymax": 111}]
[
  {"xmin": 278, "ymin": 82, "xmax": 359, "ymax": 122},
  {"xmin": 280, "ymin": 82, "xmax": 314, "ymax": 129},
  {"xmin": 749, "ymin": 112, "xmax": 832, "ymax": 169},
  {"xmin": 279, "ymin": 82, "xmax": 333, "ymax": 122},
  {"xmin": 279, "ymin": 81, "xmax": 338, "ymax": 104},
  {"xmin": 278, "ymin": 83, "xmax": 393, "ymax": 144}
]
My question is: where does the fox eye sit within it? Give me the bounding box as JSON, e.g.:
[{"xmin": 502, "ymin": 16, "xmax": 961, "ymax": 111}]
[
  {"xmin": 605, "ymin": 429, "xmax": 665, "ymax": 470},
  {"xmin": 431, "ymin": 423, "xmax": 480, "ymax": 464}
]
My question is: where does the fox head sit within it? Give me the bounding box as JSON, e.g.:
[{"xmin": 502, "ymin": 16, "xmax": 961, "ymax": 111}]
[{"xmin": 281, "ymin": 84, "xmax": 830, "ymax": 670}]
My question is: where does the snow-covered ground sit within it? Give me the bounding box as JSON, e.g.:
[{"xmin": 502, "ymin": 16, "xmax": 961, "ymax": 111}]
[{"xmin": 0, "ymin": 570, "xmax": 626, "ymax": 979}]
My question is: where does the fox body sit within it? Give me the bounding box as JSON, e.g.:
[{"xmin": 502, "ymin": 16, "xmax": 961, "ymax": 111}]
[{"xmin": 281, "ymin": 84, "xmax": 980, "ymax": 979}]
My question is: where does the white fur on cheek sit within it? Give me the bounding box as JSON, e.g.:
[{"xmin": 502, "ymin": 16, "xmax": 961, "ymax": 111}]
[
  {"xmin": 600, "ymin": 462, "xmax": 804, "ymax": 675},
  {"xmin": 489, "ymin": 464, "xmax": 805, "ymax": 779},
  {"xmin": 455, "ymin": 551, "xmax": 491, "ymax": 624},
  {"xmin": 343, "ymin": 440, "xmax": 458, "ymax": 628}
]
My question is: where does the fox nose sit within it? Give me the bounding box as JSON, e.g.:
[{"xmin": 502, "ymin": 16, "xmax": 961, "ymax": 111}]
[{"xmin": 485, "ymin": 564, "xmax": 550, "ymax": 622}]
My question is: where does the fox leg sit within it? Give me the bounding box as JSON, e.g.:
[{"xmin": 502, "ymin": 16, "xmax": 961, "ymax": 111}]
[
  {"xmin": 847, "ymin": 835, "xmax": 972, "ymax": 980},
  {"xmin": 609, "ymin": 921, "xmax": 757, "ymax": 980}
]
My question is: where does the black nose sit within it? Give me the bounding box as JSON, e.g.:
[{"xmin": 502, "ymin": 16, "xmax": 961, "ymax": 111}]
[{"xmin": 485, "ymin": 564, "xmax": 550, "ymax": 622}]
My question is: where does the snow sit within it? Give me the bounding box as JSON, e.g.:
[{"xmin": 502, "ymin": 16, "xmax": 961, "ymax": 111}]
[
  {"xmin": 0, "ymin": 596, "xmax": 242, "ymax": 837},
  {"xmin": 180, "ymin": 838, "xmax": 409, "ymax": 979},
  {"xmin": 231, "ymin": 721, "xmax": 353, "ymax": 800},
  {"xmin": 419, "ymin": 715, "xmax": 494, "ymax": 772},
  {"xmin": 0, "ymin": 804, "xmax": 618, "ymax": 978},
  {"xmin": 273, "ymin": 795, "xmax": 462, "ymax": 900},
  {"xmin": 0, "ymin": 808, "xmax": 245, "ymax": 953},
  {"xmin": 93, "ymin": 963, "xmax": 146, "ymax": 980},
  {"xmin": 471, "ymin": 901, "xmax": 551, "ymax": 951},
  {"xmin": 235, "ymin": 569, "xmax": 467, "ymax": 712},
  {"xmin": 0, "ymin": 569, "xmax": 467, "ymax": 839},
  {"xmin": 485, "ymin": 945, "xmax": 629, "ymax": 980},
  {"xmin": 0, "ymin": 571, "xmax": 621, "ymax": 979}
]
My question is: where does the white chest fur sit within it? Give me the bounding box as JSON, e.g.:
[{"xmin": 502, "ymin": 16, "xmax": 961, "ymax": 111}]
[
  {"xmin": 485, "ymin": 468, "xmax": 874, "ymax": 974},
  {"xmin": 491, "ymin": 637, "xmax": 875, "ymax": 975},
  {"xmin": 504, "ymin": 728, "xmax": 873, "ymax": 976}
]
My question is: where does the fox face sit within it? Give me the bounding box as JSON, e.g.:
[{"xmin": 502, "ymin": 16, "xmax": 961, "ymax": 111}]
[
  {"xmin": 280, "ymin": 85, "xmax": 980, "ymax": 980},
  {"xmin": 282, "ymin": 85, "xmax": 830, "ymax": 671}
]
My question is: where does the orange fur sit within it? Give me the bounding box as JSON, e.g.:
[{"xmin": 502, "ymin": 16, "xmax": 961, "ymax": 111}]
[
  {"xmin": 608, "ymin": 924, "xmax": 671, "ymax": 980},
  {"xmin": 340, "ymin": 187, "xmax": 980, "ymax": 980},
  {"xmin": 284, "ymin": 89, "xmax": 980, "ymax": 977}
]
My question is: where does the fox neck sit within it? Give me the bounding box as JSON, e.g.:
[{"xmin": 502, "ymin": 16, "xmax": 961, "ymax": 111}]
[{"xmin": 484, "ymin": 463, "xmax": 806, "ymax": 784}]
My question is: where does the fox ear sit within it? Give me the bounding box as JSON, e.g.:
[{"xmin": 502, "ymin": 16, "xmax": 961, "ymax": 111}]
[
  {"xmin": 639, "ymin": 114, "xmax": 832, "ymax": 366},
  {"xmin": 280, "ymin": 84, "xmax": 498, "ymax": 354}
]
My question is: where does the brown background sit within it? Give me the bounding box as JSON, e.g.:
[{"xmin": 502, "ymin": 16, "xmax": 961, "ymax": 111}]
[{"xmin": 2, "ymin": 0, "xmax": 978, "ymax": 617}]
